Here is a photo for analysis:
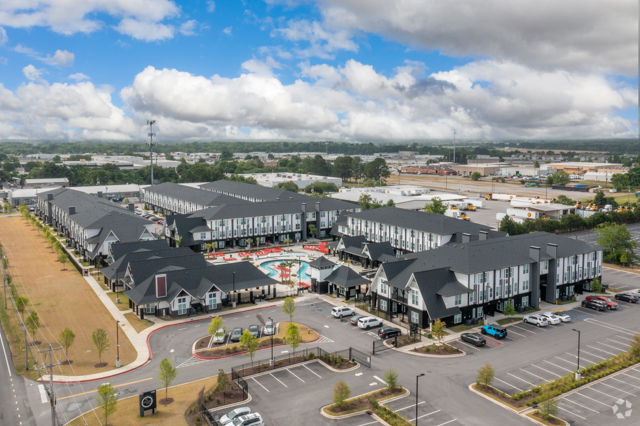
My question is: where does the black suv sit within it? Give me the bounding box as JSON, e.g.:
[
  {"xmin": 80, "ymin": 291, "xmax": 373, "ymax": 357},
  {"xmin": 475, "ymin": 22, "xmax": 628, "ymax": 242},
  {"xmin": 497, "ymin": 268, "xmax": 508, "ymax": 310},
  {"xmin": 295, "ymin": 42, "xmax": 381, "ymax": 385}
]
[
  {"xmin": 615, "ymin": 293, "xmax": 639, "ymax": 303},
  {"xmin": 581, "ymin": 299, "xmax": 606, "ymax": 311},
  {"xmin": 378, "ymin": 326, "xmax": 402, "ymax": 339},
  {"xmin": 461, "ymin": 333, "xmax": 487, "ymax": 347}
]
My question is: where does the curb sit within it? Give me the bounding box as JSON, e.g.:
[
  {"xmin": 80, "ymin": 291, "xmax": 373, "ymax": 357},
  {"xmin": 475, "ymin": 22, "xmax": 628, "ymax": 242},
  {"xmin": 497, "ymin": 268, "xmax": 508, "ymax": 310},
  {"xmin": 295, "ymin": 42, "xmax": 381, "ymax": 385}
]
[
  {"xmin": 402, "ymin": 346, "xmax": 466, "ymax": 358},
  {"xmin": 320, "ymin": 387, "xmax": 409, "ymax": 420},
  {"xmin": 317, "ymin": 358, "xmax": 361, "ymax": 373}
]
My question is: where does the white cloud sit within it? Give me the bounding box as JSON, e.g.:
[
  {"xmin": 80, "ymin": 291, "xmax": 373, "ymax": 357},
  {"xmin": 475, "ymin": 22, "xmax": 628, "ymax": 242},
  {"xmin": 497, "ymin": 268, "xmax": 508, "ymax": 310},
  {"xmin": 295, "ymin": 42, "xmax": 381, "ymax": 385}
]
[
  {"xmin": 240, "ymin": 56, "xmax": 283, "ymax": 76},
  {"xmin": 22, "ymin": 65, "xmax": 45, "ymax": 81},
  {"xmin": 318, "ymin": 0, "xmax": 637, "ymax": 75},
  {"xmin": 42, "ymin": 50, "xmax": 75, "ymax": 67},
  {"xmin": 0, "ymin": 27, "xmax": 7, "ymax": 45},
  {"xmin": 179, "ymin": 20, "xmax": 199, "ymax": 36},
  {"xmin": 14, "ymin": 44, "xmax": 38, "ymax": 57},
  {"xmin": 116, "ymin": 18, "xmax": 175, "ymax": 41},
  {"xmin": 272, "ymin": 19, "xmax": 357, "ymax": 59},
  {"xmin": 0, "ymin": 57, "xmax": 7, "ymax": 65},
  {"xmin": 69, "ymin": 73, "xmax": 90, "ymax": 81},
  {"xmin": 206, "ymin": 1, "xmax": 216, "ymax": 13},
  {"xmin": 223, "ymin": 26, "xmax": 232, "ymax": 35},
  {"xmin": 0, "ymin": 0, "xmax": 179, "ymax": 41}
]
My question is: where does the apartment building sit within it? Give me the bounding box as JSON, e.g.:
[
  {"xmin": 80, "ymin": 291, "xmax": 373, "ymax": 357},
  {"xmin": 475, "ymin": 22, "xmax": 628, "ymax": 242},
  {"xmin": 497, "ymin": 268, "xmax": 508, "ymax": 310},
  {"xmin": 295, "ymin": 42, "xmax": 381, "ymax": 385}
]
[
  {"xmin": 35, "ymin": 188, "xmax": 155, "ymax": 264},
  {"xmin": 142, "ymin": 182, "xmax": 246, "ymax": 215},
  {"xmin": 332, "ymin": 207, "xmax": 502, "ymax": 254},
  {"xmin": 369, "ymin": 232, "xmax": 603, "ymax": 328}
]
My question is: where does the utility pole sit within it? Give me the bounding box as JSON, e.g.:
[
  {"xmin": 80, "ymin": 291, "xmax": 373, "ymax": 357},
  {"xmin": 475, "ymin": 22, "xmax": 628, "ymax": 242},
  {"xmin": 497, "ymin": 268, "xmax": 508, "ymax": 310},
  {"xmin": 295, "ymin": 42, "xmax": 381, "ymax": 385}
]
[
  {"xmin": 147, "ymin": 120, "xmax": 157, "ymax": 186},
  {"xmin": 2, "ymin": 253, "xmax": 6, "ymax": 310},
  {"xmin": 453, "ymin": 130, "xmax": 456, "ymax": 164},
  {"xmin": 38, "ymin": 344, "xmax": 62, "ymax": 426}
]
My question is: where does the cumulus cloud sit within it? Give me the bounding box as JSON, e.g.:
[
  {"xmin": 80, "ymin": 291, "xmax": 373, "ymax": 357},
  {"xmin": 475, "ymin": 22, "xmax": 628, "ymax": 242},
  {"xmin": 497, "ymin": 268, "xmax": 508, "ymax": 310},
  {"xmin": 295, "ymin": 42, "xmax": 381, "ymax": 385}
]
[
  {"xmin": 223, "ymin": 26, "xmax": 232, "ymax": 35},
  {"xmin": 240, "ymin": 56, "xmax": 283, "ymax": 76},
  {"xmin": 206, "ymin": 1, "xmax": 216, "ymax": 13},
  {"xmin": 317, "ymin": 0, "xmax": 637, "ymax": 75},
  {"xmin": 0, "ymin": 27, "xmax": 7, "ymax": 45},
  {"xmin": 69, "ymin": 72, "xmax": 90, "ymax": 81},
  {"xmin": 0, "ymin": 0, "xmax": 179, "ymax": 41},
  {"xmin": 22, "ymin": 65, "xmax": 45, "ymax": 81},
  {"xmin": 272, "ymin": 19, "xmax": 357, "ymax": 59},
  {"xmin": 179, "ymin": 20, "xmax": 199, "ymax": 36},
  {"xmin": 42, "ymin": 50, "xmax": 75, "ymax": 67}
]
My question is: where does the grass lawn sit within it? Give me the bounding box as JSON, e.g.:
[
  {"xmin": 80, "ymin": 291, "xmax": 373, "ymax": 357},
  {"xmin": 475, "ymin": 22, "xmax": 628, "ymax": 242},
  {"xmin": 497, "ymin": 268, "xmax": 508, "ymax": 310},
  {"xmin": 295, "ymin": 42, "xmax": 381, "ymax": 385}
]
[
  {"xmin": 124, "ymin": 312, "xmax": 155, "ymax": 333},
  {"xmin": 67, "ymin": 376, "xmax": 218, "ymax": 426},
  {"xmin": 496, "ymin": 317, "xmax": 522, "ymax": 326},
  {"xmin": 448, "ymin": 320, "xmax": 484, "ymax": 333},
  {"xmin": 106, "ymin": 292, "xmax": 130, "ymax": 311},
  {"xmin": 0, "ymin": 217, "xmax": 137, "ymax": 377}
]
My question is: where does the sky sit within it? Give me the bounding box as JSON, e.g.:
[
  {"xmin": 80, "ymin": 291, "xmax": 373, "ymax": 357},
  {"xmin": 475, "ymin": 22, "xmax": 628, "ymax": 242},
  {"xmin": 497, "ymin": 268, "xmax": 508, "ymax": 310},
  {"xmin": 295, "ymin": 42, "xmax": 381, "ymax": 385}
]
[{"xmin": 0, "ymin": 0, "xmax": 637, "ymax": 142}]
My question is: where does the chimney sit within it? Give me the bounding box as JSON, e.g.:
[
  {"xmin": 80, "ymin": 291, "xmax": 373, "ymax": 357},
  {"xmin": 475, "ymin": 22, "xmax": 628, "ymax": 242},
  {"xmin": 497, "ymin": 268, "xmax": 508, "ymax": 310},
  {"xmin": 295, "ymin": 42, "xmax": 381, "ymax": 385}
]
[
  {"xmin": 315, "ymin": 201, "xmax": 320, "ymax": 212},
  {"xmin": 128, "ymin": 204, "xmax": 135, "ymax": 212},
  {"xmin": 530, "ymin": 246, "xmax": 540, "ymax": 262},
  {"xmin": 68, "ymin": 206, "xmax": 76, "ymax": 215},
  {"xmin": 547, "ymin": 243, "xmax": 558, "ymax": 258},
  {"xmin": 462, "ymin": 233, "xmax": 471, "ymax": 244},
  {"xmin": 479, "ymin": 231, "xmax": 488, "ymax": 241},
  {"xmin": 301, "ymin": 203, "xmax": 306, "ymax": 212},
  {"xmin": 47, "ymin": 193, "xmax": 53, "ymax": 201},
  {"xmin": 97, "ymin": 191, "xmax": 103, "ymax": 198},
  {"xmin": 276, "ymin": 198, "xmax": 280, "ymax": 201}
]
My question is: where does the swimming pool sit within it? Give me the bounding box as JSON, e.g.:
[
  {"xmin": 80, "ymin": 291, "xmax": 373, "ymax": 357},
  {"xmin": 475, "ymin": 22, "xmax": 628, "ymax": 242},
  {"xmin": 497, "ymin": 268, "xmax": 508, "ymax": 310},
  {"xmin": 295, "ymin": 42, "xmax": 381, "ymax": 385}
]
[{"xmin": 260, "ymin": 259, "xmax": 312, "ymax": 280}]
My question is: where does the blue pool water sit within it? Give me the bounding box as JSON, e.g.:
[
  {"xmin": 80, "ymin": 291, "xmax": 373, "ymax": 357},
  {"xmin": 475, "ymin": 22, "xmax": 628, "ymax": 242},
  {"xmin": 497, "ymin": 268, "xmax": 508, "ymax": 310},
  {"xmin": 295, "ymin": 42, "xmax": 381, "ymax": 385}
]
[{"xmin": 260, "ymin": 260, "xmax": 312, "ymax": 280}]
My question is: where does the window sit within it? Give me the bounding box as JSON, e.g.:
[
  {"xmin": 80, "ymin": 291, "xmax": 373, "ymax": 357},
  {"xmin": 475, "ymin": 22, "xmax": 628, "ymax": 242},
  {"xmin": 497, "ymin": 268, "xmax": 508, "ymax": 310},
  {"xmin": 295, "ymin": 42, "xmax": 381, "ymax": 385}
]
[
  {"xmin": 145, "ymin": 303, "xmax": 154, "ymax": 313},
  {"xmin": 454, "ymin": 314, "xmax": 462, "ymax": 324},
  {"xmin": 523, "ymin": 264, "xmax": 530, "ymax": 274},
  {"xmin": 411, "ymin": 289, "xmax": 419, "ymax": 305},
  {"xmin": 522, "ymin": 280, "xmax": 529, "ymax": 291},
  {"xmin": 200, "ymin": 232, "xmax": 206, "ymax": 240},
  {"xmin": 177, "ymin": 297, "xmax": 187, "ymax": 315},
  {"xmin": 208, "ymin": 293, "xmax": 217, "ymax": 310},
  {"xmin": 411, "ymin": 311, "xmax": 419, "ymax": 324},
  {"xmin": 454, "ymin": 294, "xmax": 461, "ymax": 305},
  {"xmin": 543, "ymin": 260, "xmax": 548, "ymax": 270},
  {"xmin": 379, "ymin": 299, "xmax": 387, "ymax": 311}
]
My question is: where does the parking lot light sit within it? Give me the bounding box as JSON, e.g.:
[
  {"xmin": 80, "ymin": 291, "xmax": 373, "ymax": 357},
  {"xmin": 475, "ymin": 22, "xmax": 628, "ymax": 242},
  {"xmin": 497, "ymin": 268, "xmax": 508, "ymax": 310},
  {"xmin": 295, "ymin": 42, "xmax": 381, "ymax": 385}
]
[
  {"xmin": 269, "ymin": 316, "xmax": 274, "ymax": 367},
  {"xmin": 416, "ymin": 373, "xmax": 425, "ymax": 425},
  {"xmin": 572, "ymin": 329, "xmax": 580, "ymax": 380}
]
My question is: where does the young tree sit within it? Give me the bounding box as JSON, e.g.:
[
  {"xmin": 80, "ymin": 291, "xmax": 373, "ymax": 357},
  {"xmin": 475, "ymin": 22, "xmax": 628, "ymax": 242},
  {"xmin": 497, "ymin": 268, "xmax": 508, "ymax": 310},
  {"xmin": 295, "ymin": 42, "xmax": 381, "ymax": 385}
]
[
  {"xmin": 538, "ymin": 387, "xmax": 559, "ymax": 420},
  {"xmin": 204, "ymin": 242, "xmax": 215, "ymax": 257},
  {"xmin": 333, "ymin": 381, "xmax": 351, "ymax": 409},
  {"xmin": 308, "ymin": 224, "xmax": 318, "ymax": 238},
  {"xmin": 92, "ymin": 328, "xmax": 110, "ymax": 365},
  {"xmin": 216, "ymin": 368, "xmax": 232, "ymax": 394},
  {"xmin": 158, "ymin": 358, "xmax": 178, "ymax": 402},
  {"xmin": 431, "ymin": 319, "xmax": 446, "ymax": 346},
  {"xmin": 533, "ymin": 160, "xmax": 540, "ymax": 168},
  {"xmin": 503, "ymin": 299, "xmax": 516, "ymax": 316},
  {"xmin": 176, "ymin": 236, "xmax": 183, "ymax": 247},
  {"xmin": 470, "ymin": 172, "xmax": 482, "ymax": 181},
  {"xmin": 239, "ymin": 329, "xmax": 260, "ymax": 368},
  {"xmin": 282, "ymin": 297, "xmax": 295, "ymax": 322},
  {"xmin": 476, "ymin": 363, "xmax": 495, "ymax": 387},
  {"xmin": 26, "ymin": 312, "xmax": 40, "ymax": 339},
  {"xmin": 423, "ymin": 197, "xmax": 448, "ymax": 215},
  {"xmin": 208, "ymin": 316, "xmax": 224, "ymax": 340},
  {"xmin": 629, "ymin": 333, "xmax": 640, "ymax": 357},
  {"xmin": 278, "ymin": 262, "xmax": 287, "ymax": 284},
  {"xmin": 282, "ymin": 238, "xmax": 292, "ymax": 251},
  {"xmin": 123, "ymin": 198, "xmax": 129, "ymax": 205},
  {"xmin": 58, "ymin": 253, "xmax": 68, "ymax": 270},
  {"xmin": 96, "ymin": 382, "xmax": 118, "ymax": 425},
  {"xmin": 591, "ymin": 277, "xmax": 602, "ymax": 293},
  {"xmin": 15, "ymin": 296, "xmax": 29, "ymax": 321},
  {"xmin": 245, "ymin": 238, "xmax": 253, "ymax": 250},
  {"xmin": 284, "ymin": 322, "xmax": 302, "ymax": 355},
  {"xmin": 383, "ymin": 368, "xmax": 398, "ymax": 391},
  {"xmin": 596, "ymin": 223, "xmax": 638, "ymax": 265},
  {"xmin": 59, "ymin": 328, "xmax": 76, "ymax": 359}
]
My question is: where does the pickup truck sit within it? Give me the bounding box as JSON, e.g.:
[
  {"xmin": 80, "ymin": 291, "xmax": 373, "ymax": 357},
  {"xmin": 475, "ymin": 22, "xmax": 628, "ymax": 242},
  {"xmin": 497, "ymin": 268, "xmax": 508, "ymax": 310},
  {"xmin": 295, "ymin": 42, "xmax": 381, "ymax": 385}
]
[{"xmin": 585, "ymin": 295, "xmax": 618, "ymax": 310}]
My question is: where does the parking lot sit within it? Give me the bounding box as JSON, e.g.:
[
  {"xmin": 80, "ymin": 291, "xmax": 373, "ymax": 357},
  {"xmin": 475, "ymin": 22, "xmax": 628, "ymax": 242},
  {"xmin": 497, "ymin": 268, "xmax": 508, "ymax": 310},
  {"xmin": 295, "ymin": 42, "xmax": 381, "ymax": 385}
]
[{"xmin": 381, "ymin": 398, "xmax": 458, "ymax": 426}]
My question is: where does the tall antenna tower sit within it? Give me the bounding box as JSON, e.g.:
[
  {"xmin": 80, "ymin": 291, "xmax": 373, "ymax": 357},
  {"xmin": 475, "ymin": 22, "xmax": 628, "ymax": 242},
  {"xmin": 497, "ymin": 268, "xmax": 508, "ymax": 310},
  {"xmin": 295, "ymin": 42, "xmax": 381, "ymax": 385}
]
[
  {"xmin": 147, "ymin": 120, "xmax": 156, "ymax": 186},
  {"xmin": 453, "ymin": 129, "xmax": 456, "ymax": 164}
]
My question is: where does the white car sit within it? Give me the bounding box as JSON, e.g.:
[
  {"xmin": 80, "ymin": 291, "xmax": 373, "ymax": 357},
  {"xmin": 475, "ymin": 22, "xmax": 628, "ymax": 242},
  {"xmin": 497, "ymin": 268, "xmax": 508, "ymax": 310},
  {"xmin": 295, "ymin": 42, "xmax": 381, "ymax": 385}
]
[
  {"xmin": 523, "ymin": 314, "xmax": 549, "ymax": 327},
  {"xmin": 232, "ymin": 413, "xmax": 264, "ymax": 426},
  {"xmin": 539, "ymin": 313, "xmax": 561, "ymax": 325},
  {"xmin": 219, "ymin": 407, "xmax": 251, "ymax": 425},
  {"xmin": 331, "ymin": 306, "xmax": 355, "ymax": 318},
  {"xmin": 357, "ymin": 316, "xmax": 383, "ymax": 330},
  {"xmin": 263, "ymin": 320, "xmax": 275, "ymax": 336},
  {"xmin": 212, "ymin": 329, "xmax": 226, "ymax": 344},
  {"xmin": 544, "ymin": 311, "xmax": 571, "ymax": 323}
]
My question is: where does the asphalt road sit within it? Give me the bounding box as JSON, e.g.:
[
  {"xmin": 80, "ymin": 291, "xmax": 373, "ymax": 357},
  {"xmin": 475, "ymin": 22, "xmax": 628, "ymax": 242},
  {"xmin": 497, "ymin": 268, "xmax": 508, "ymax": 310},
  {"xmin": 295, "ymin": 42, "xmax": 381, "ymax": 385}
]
[{"xmin": 0, "ymin": 323, "xmax": 36, "ymax": 426}]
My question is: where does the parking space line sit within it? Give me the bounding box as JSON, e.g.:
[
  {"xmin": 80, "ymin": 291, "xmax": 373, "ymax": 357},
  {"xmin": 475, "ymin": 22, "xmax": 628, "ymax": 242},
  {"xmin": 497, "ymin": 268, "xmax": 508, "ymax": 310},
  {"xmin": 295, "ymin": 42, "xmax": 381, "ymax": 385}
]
[
  {"xmin": 558, "ymin": 406, "xmax": 587, "ymax": 420},
  {"xmin": 252, "ymin": 377, "xmax": 269, "ymax": 392},
  {"xmin": 519, "ymin": 368, "xmax": 548, "ymax": 382},
  {"xmin": 530, "ymin": 364, "xmax": 562, "ymax": 378},
  {"xmin": 572, "ymin": 392, "xmax": 612, "ymax": 408},
  {"xmin": 391, "ymin": 401, "xmax": 425, "ymax": 411},
  {"xmin": 303, "ymin": 364, "xmax": 322, "ymax": 378},
  {"xmin": 578, "ymin": 350, "xmax": 606, "ymax": 360},
  {"xmin": 374, "ymin": 376, "xmax": 388, "ymax": 387},
  {"xmin": 407, "ymin": 410, "xmax": 441, "ymax": 422},
  {"xmin": 622, "ymin": 372, "xmax": 640, "ymax": 381},
  {"xmin": 505, "ymin": 329, "xmax": 526, "ymax": 337},
  {"xmin": 455, "ymin": 340, "xmax": 482, "ymax": 351},
  {"xmin": 356, "ymin": 421, "xmax": 378, "ymax": 426},
  {"xmin": 494, "ymin": 377, "xmax": 522, "ymax": 393},
  {"xmin": 555, "ymin": 356, "xmax": 578, "ymax": 367},
  {"xmin": 287, "ymin": 368, "xmax": 305, "ymax": 383},
  {"xmin": 586, "ymin": 345, "xmax": 618, "ymax": 357},
  {"xmin": 585, "ymin": 319, "xmax": 638, "ymax": 335},
  {"xmin": 610, "ymin": 377, "xmax": 640, "ymax": 391},
  {"xmin": 510, "ymin": 325, "xmax": 536, "ymax": 334},
  {"xmin": 573, "ymin": 307, "xmax": 599, "ymax": 316},
  {"xmin": 562, "ymin": 398, "xmax": 600, "ymax": 413},
  {"xmin": 542, "ymin": 360, "xmax": 572, "ymax": 373},
  {"xmin": 586, "ymin": 386, "xmax": 619, "ymax": 400},
  {"xmin": 504, "ymin": 336, "xmax": 516, "ymax": 341},
  {"xmin": 436, "ymin": 420, "xmax": 456, "ymax": 426},
  {"xmin": 598, "ymin": 341, "xmax": 628, "ymax": 352},
  {"xmin": 507, "ymin": 372, "xmax": 536, "ymax": 387},
  {"xmin": 270, "ymin": 373, "xmax": 288, "ymax": 388},
  {"xmin": 607, "ymin": 337, "xmax": 630, "ymax": 346},
  {"xmin": 598, "ymin": 382, "xmax": 635, "ymax": 396}
]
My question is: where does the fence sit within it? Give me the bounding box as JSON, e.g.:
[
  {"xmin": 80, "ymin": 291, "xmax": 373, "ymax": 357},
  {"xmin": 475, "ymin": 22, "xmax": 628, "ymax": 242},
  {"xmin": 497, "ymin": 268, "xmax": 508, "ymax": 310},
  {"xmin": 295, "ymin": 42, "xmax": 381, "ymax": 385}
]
[{"xmin": 372, "ymin": 338, "xmax": 394, "ymax": 355}]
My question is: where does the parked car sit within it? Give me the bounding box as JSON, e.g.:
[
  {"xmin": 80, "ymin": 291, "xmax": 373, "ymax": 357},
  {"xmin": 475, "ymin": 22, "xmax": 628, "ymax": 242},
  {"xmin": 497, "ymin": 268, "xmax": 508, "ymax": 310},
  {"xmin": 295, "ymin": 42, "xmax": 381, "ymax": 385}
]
[
  {"xmin": 219, "ymin": 408, "xmax": 251, "ymax": 425},
  {"xmin": 331, "ymin": 306, "xmax": 355, "ymax": 318},
  {"xmin": 357, "ymin": 317, "xmax": 383, "ymax": 330},
  {"xmin": 626, "ymin": 290, "xmax": 640, "ymax": 298},
  {"xmin": 615, "ymin": 293, "xmax": 639, "ymax": 303},
  {"xmin": 586, "ymin": 296, "xmax": 618, "ymax": 310},
  {"xmin": 232, "ymin": 413, "xmax": 264, "ymax": 426},
  {"xmin": 544, "ymin": 311, "xmax": 571, "ymax": 322},
  {"xmin": 480, "ymin": 325, "xmax": 507, "ymax": 338},
  {"xmin": 156, "ymin": 220, "xmax": 164, "ymax": 225},
  {"xmin": 539, "ymin": 313, "xmax": 561, "ymax": 325},
  {"xmin": 212, "ymin": 330, "xmax": 226, "ymax": 344},
  {"xmin": 377, "ymin": 326, "xmax": 401, "ymax": 339},
  {"xmin": 349, "ymin": 315, "xmax": 364, "ymax": 325},
  {"xmin": 581, "ymin": 299, "xmax": 606, "ymax": 311},
  {"xmin": 229, "ymin": 327, "xmax": 244, "ymax": 342},
  {"xmin": 523, "ymin": 314, "xmax": 549, "ymax": 327},
  {"xmin": 248, "ymin": 325, "xmax": 260, "ymax": 338},
  {"xmin": 461, "ymin": 333, "xmax": 487, "ymax": 347},
  {"xmin": 263, "ymin": 320, "xmax": 275, "ymax": 336}
]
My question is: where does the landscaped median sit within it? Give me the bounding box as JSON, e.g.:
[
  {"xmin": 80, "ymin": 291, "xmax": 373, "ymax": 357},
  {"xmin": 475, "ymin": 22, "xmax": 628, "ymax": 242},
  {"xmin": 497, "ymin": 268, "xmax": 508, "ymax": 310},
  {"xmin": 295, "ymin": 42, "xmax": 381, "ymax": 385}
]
[{"xmin": 322, "ymin": 386, "xmax": 409, "ymax": 419}]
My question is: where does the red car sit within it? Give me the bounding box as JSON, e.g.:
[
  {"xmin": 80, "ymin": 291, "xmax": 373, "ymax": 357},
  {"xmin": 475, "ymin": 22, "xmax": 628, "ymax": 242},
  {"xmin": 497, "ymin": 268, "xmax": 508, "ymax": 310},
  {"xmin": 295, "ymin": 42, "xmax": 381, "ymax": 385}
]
[{"xmin": 586, "ymin": 296, "xmax": 618, "ymax": 310}]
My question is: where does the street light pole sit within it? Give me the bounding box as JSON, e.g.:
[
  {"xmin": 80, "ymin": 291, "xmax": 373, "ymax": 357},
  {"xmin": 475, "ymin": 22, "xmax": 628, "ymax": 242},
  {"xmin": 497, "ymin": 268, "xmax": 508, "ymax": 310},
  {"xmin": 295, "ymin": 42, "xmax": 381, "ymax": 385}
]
[
  {"xmin": 269, "ymin": 316, "xmax": 274, "ymax": 366},
  {"xmin": 416, "ymin": 373, "xmax": 425, "ymax": 425},
  {"xmin": 572, "ymin": 329, "xmax": 581, "ymax": 380},
  {"xmin": 116, "ymin": 320, "xmax": 120, "ymax": 368},
  {"xmin": 232, "ymin": 272, "xmax": 236, "ymax": 307}
]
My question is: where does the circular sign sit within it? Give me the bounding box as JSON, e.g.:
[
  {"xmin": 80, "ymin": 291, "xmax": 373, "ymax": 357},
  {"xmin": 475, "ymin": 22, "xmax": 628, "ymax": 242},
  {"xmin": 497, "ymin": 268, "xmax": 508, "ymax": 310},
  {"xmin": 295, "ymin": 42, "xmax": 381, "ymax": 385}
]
[{"xmin": 141, "ymin": 396, "xmax": 154, "ymax": 409}]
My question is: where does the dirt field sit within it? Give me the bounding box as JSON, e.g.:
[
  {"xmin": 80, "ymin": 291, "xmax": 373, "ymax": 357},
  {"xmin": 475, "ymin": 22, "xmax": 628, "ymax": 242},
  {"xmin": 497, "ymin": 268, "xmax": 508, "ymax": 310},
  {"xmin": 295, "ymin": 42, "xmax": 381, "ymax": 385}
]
[{"xmin": 0, "ymin": 216, "xmax": 136, "ymax": 377}]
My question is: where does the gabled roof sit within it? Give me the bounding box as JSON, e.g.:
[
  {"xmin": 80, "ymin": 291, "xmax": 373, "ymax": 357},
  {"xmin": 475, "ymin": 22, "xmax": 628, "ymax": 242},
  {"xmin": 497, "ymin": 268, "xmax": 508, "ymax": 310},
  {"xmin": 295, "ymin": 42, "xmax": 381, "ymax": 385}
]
[
  {"xmin": 437, "ymin": 281, "xmax": 474, "ymax": 297},
  {"xmin": 308, "ymin": 256, "xmax": 336, "ymax": 268},
  {"xmin": 143, "ymin": 182, "xmax": 247, "ymax": 207},
  {"xmin": 338, "ymin": 235, "xmax": 368, "ymax": 255},
  {"xmin": 364, "ymin": 242, "xmax": 395, "ymax": 262},
  {"xmin": 126, "ymin": 253, "xmax": 207, "ymax": 286},
  {"xmin": 109, "ymin": 239, "xmax": 169, "ymax": 262},
  {"xmin": 325, "ymin": 266, "xmax": 370, "ymax": 288},
  {"xmin": 413, "ymin": 269, "xmax": 461, "ymax": 319},
  {"xmin": 102, "ymin": 247, "xmax": 196, "ymax": 280}
]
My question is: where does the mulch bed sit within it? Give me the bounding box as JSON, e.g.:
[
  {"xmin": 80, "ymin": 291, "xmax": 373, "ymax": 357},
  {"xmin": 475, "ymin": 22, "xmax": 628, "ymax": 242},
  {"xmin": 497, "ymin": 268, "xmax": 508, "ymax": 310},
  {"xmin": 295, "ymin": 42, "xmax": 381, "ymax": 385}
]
[
  {"xmin": 392, "ymin": 335, "xmax": 421, "ymax": 348},
  {"xmin": 94, "ymin": 362, "xmax": 108, "ymax": 368},
  {"xmin": 60, "ymin": 360, "xmax": 73, "ymax": 366},
  {"xmin": 532, "ymin": 410, "xmax": 564, "ymax": 425},
  {"xmin": 413, "ymin": 344, "xmax": 462, "ymax": 355},
  {"xmin": 159, "ymin": 398, "xmax": 174, "ymax": 405},
  {"xmin": 325, "ymin": 387, "xmax": 405, "ymax": 415},
  {"xmin": 473, "ymin": 384, "xmax": 533, "ymax": 409},
  {"xmin": 198, "ymin": 337, "xmax": 284, "ymax": 357},
  {"xmin": 195, "ymin": 335, "xmax": 211, "ymax": 349},
  {"xmin": 185, "ymin": 377, "xmax": 248, "ymax": 426}
]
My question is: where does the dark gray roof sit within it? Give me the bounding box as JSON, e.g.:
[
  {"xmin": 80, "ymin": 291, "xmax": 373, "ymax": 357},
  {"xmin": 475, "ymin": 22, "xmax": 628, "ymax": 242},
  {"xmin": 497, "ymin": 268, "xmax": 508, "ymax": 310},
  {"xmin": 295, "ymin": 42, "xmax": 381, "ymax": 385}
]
[
  {"xmin": 330, "ymin": 214, "xmax": 349, "ymax": 237},
  {"xmin": 144, "ymin": 182, "xmax": 247, "ymax": 207},
  {"xmin": 102, "ymin": 247, "xmax": 196, "ymax": 280},
  {"xmin": 125, "ymin": 261, "xmax": 277, "ymax": 305},
  {"xmin": 189, "ymin": 225, "xmax": 213, "ymax": 234},
  {"xmin": 447, "ymin": 230, "xmax": 507, "ymax": 244},
  {"xmin": 164, "ymin": 216, "xmax": 208, "ymax": 247},
  {"xmin": 364, "ymin": 242, "xmax": 395, "ymax": 261},
  {"xmin": 325, "ymin": 266, "xmax": 370, "ymax": 288},
  {"xmin": 308, "ymin": 256, "xmax": 336, "ymax": 268},
  {"xmin": 437, "ymin": 281, "xmax": 474, "ymax": 297},
  {"xmin": 339, "ymin": 235, "xmax": 368, "ymax": 256},
  {"xmin": 341, "ymin": 207, "xmax": 493, "ymax": 236},
  {"xmin": 413, "ymin": 269, "xmax": 461, "ymax": 319},
  {"xmin": 126, "ymin": 253, "xmax": 207, "ymax": 286},
  {"xmin": 86, "ymin": 216, "xmax": 155, "ymax": 259},
  {"xmin": 200, "ymin": 180, "xmax": 306, "ymax": 201},
  {"xmin": 109, "ymin": 240, "xmax": 169, "ymax": 262}
]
